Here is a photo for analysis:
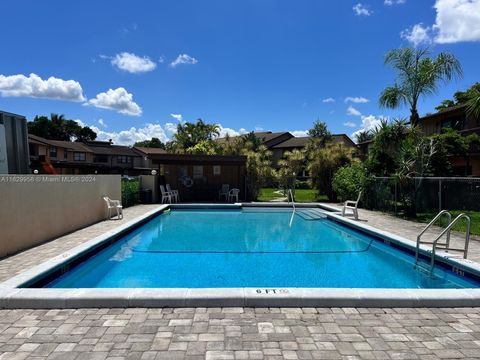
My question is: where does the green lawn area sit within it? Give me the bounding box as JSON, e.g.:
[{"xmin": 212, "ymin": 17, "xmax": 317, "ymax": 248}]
[
  {"xmin": 415, "ymin": 210, "xmax": 480, "ymax": 236},
  {"xmin": 257, "ymin": 188, "xmax": 328, "ymax": 203}
]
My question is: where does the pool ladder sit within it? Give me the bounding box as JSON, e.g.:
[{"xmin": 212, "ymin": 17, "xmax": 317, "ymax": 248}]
[{"xmin": 414, "ymin": 210, "xmax": 471, "ymax": 275}]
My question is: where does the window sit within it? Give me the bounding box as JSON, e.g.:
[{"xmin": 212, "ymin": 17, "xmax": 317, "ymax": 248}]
[
  {"xmin": 213, "ymin": 165, "xmax": 221, "ymax": 175},
  {"xmin": 193, "ymin": 166, "xmax": 203, "ymax": 179},
  {"xmin": 94, "ymin": 155, "xmax": 109, "ymax": 163},
  {"xmin": 117, "ymin": 156, "xmax": 131, "ymax": 164},
  {"xmin": 49, "ymin": 147, "xmax": 57, "ymax": 158},
  {"xmin": 74, "ymin": 152, "xmax": 86, "ymax": 161},
  {"xmin": 64, "ymin": 149, "xmax": 68, "ymax": 159}
]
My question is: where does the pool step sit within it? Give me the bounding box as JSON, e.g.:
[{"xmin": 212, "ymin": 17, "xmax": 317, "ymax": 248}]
[
  {"xmin": 414, "ymin": 260, "xmax": 433, "ymax": 276},
  {"xmin": 296, "ymin": 209, "xmax": 327, "ymax": 221}
]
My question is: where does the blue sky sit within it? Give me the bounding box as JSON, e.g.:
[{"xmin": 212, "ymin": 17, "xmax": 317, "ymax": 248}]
[{"xmin": 0, "ymin": 0, "xmax": 479, "ymax": 144}]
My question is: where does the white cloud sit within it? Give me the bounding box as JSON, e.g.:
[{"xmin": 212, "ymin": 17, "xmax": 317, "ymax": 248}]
[
  {"xmin": 345, "ymin": 96, "xmax": 370, "ymax": 103},
  {"xmin": 170, "ymin": 113, "xmax": 183, "ymax": 122},
  {"xmin": 291, "ymin": 130, "xmax": 309, "ymax": 137},
  {"xmin": 170, "ymin": 54, "xmax": 198, "ymax": 68},
  {"xmin": 347, "ymin": 106, "xmax": 362, "ymax": 116},
  {"xmin": 401, "ymin": 1, "xmax": 480, "ymax": 46},
  {"xmin": 111, "ymin": 52, "xmax": 157, "ymax": 73},
  {"xmin": 90, "ymin": 123, "xmax": 169, "ymax": 145},
  {"xmin": 164, "ymin": 122, "xmax": 178, "ymax": 137},
  {"xmin": 401, "ymin": 23, "xmax": 432, "ymax": 47},
  {"xmin": 322, "ymin": 97, "xmax": 335, "ymax": 103},
  {"xmin": 343, "ymin": 121, "xmax": 357, "ymax": 128},
  {"xmin": 433, "ymin": 0, "xmax": 480, "ymax": 44},
  {"xmin": 98, "ymin": 119, "xmax": 107, "ymax": 128},
  {"xmin": 217, "ymin": 125, "xmax": 249, "ymax": 138},
  {"xmin": 87, "ymin": 87, "xmax": 142, "ymax": 116},
  {"xmin": 353, "ymin": 3, "xmax": 372, "ymax": 16},
  {"xmin": 351, "ymin": 115, "xmax": 386, "ymax": 140},
  {"xmin": 158, "ymin": 56, "xmax": 165, "ymax": 64},
  {"xmin": 0, "ymin": 73, "xmax": 85, "ymax": 102},
  {"xmin": 384, "ymin": 0, "xmax": 406, "ymax": 5}
]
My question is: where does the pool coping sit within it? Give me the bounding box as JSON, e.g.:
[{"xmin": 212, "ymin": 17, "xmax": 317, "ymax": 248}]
[{"xmin": 1, "ymin": 203, "xmax": 480, "ymax": 308}]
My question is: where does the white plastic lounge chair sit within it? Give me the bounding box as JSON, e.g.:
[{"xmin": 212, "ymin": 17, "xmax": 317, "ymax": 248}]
[
  {"xmin": 342, "ymin": 191, "xmax": 362, "ymax": 220},
  {"xmin": 219, "ymin": 184, "xmax": 230, "ymax": 201},
  {"xmin": 228, "ymin": 188, "xmax": 240, "ymax": 203},
  {"xmin": 103, "ymin": 196, "xmax": 123, "ymax": 220},
  {"xmin": 166, "ymin": 184, "xmax": 179, "ymax": 203},
  {"xmin": 160, "ymin": 185, "xmax": 172, "ymax": 204}
]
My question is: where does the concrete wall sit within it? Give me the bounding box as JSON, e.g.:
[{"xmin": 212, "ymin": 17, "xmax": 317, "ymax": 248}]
[{"xmin": 0, "ymin": 174, "xmax": 121, "ymax": 258}]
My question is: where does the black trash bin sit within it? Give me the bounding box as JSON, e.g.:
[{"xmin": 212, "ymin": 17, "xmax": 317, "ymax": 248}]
[{"xmin": 140, "ymin": 189, "xmax": 152, "ymax": 204}]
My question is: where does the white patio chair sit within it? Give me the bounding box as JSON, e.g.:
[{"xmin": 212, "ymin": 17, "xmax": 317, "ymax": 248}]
[
  {"xmin": 219, "ymin": 184, "xmax": 230, "ymax": 201},
  {"xmin": 166, "ymin": 184, "xmax": 179, "ymax": 203},
  {"xmin": 160, "ymin": 185, "xmax": 172, "ymax": 204},
  {"xmin": 342, "ymin": 191, "xmax": 362, "ymax": 220},
  {"xmin": 103, "ymin": 196, "xmax": 123, "ymax": 220},
  {"xmin": 228, "ymin": 188, "xmax": 240, "ymax": 203}
]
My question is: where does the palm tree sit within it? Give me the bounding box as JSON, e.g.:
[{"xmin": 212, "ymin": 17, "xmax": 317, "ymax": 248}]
[
  {"xmin": 466, "ymin": 89, "xmax": 480, "ymax": 119},
  {"xmin": 355, "ymin": 130, "xmax": 373, "ymax": 143},
  {"xmin": 379, "ymin": 48, "xmax": 462, "ymax": 126}
]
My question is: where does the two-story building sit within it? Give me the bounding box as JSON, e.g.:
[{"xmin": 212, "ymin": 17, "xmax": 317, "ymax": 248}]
[
  {"xmin": 28, "ymin": 135, "xmax": 144, "ymax": 175},
  {"xmin": 418, "ymin": 105, "xmax": 480, "ymax": 176}
]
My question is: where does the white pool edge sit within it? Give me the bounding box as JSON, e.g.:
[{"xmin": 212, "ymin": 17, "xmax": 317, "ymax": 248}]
[{"xmin": 1, "ymin": 203, "xmax": 480, "ymax": 308}]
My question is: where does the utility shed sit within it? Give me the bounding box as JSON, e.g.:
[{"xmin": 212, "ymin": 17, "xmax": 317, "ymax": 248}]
[
  {"xmin": 0, "ymin": 111, "xmax": 30, "ymax": 174},
  {"xmin": 135, "ymin": 150, "xmax": 247, "ymax": 202}
]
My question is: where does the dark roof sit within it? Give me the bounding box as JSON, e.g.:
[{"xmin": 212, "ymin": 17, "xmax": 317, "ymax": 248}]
[
  {"xmin": 86, "ymin": 144, "xmax": 140, "ymax": 156},
  {"xmin": 271, "ymin": 134, "xmax": 356, "ymax": 149},
  {"xmin": 28, "ymin": 134, "xmax": 93, "ymax": 152},
  {"xmin": 271, "ymin": 137, "xmax": 309, "ymax": 149},
  {"xmin": 420, "ymin": 105, "xmax": 467, "ymax": 122},
  {"xmin": 215, "ymin": 131, "xmax": 292, "ymax": 146},
  {"xmin": 134, "ymin": 147, "xmax": 168, "ymax": 155}
]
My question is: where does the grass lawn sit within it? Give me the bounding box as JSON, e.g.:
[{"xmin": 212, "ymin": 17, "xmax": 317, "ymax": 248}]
[
  {"xmin": 415, "ymin": 210, "xmax": 480, "ymax": 236},
  {"xmin": 257, "ymin": 188, "xmax": 328, "ymax": 203}
]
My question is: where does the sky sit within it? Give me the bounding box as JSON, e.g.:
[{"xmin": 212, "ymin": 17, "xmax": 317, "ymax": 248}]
[{"xmin": 0, "ymin": 0, "xmax": 479, "ymax": 144}]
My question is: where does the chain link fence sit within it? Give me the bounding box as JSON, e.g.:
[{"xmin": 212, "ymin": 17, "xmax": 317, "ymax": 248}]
[{"xmin": 364, "ymin": 177, "xmax": 480, "ymax": 216}]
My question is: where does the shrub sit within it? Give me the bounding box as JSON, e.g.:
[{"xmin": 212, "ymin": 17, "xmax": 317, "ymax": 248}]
[
  {"xmin": 332, "ymin": 163, "xmax": 366, "ymax": 202},
  {"xmin": 121, "ymin": 179, "xmax": 140, "ymax": 208},
  {"xmin": 295, "ymin": 180, "xmax": 310, "ymax": 189}
]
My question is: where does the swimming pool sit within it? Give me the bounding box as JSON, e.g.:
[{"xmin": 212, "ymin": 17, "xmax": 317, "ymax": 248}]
[{"xmin": 37, "ymin": 207, "xmax": 478, "ymax": 289}]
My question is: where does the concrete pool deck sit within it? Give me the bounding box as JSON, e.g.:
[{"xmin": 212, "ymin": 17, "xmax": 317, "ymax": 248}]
[{"xmin": 1, "ymin": 205, "xmax": 480, "ymax": 358}]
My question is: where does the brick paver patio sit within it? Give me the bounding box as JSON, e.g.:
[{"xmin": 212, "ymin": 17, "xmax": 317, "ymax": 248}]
[{"xmin": 1, "ymin": 204, "xmax": 480, "ymax": 359}]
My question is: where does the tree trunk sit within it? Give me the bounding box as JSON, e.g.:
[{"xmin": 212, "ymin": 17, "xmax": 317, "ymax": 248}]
[{"xmin": 410, "ymin": 107, "xmax": 420, "ymax": 127}]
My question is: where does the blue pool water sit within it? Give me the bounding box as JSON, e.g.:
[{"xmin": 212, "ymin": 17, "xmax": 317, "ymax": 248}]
[{"xmin": 43, "ymin": 208, "xmax": 479, "ymax": 289}]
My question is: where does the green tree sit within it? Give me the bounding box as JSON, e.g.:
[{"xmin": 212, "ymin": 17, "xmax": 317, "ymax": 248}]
[
  {"xmin": 28, "ymin": 113, "xmax": 97, "ymax": 141},
  {"xmin": 355, "ymin": 130, "xmax": 373, "ymax": 143},
  {"xmin": 243, "ymin": 145, "xmax": 274, "ymax": 200},
  {"xmin": 332, "ymin": 163, "xmax": 366, "ymax": 202},
  {"xmin": 436, "ymin": 82, "xmax": 480, "ymax": 112},
  {"xmin": 379, "ymin": 48, "xmax": 462, "ymax": 126},
  {"xmin": 307, "ymin": 143, "xmax": 352, "ymax": 201},
  {"xmin": 307, "ymin": 120, "xmax": 332, "ymax": 145},
  {"xmin": 276, "ymin": 149, "xmax": 306, "ymax": 197},
  {"xmin": 366, "ymin": 119, "xmax": 410, "ymax": 176},
  {"xmin": 133, "ymin": 137, "xmax": 166, "ymax": 149},
  {"xmin": 171, "ymin": 119, "xmax": 220, "ymax": 152},
  {"xmin": 185, "ymin": 140, "xmax": 222, "ymax": 155}
]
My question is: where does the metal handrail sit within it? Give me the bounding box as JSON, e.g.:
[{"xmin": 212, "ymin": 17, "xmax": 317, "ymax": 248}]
[
  {"xmin": 430, "ymin": 213, "xmax": 471, "ymax": 273},
  {"xmin": 288, "ymin": 189, "xmax": 296, "ymax": 227},
  {"xmin": 415, "ymin": 210, "xmax": 452, "ymax": 263},
  {"xmin": 288, "ymin": 189, "xmax": 296, "ymax": 211}
]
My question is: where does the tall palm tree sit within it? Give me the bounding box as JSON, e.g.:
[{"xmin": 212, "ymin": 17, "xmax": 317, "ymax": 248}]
[{"xmin": 379, "ymin": 48, "xmax": 462, "ymax": 126}]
